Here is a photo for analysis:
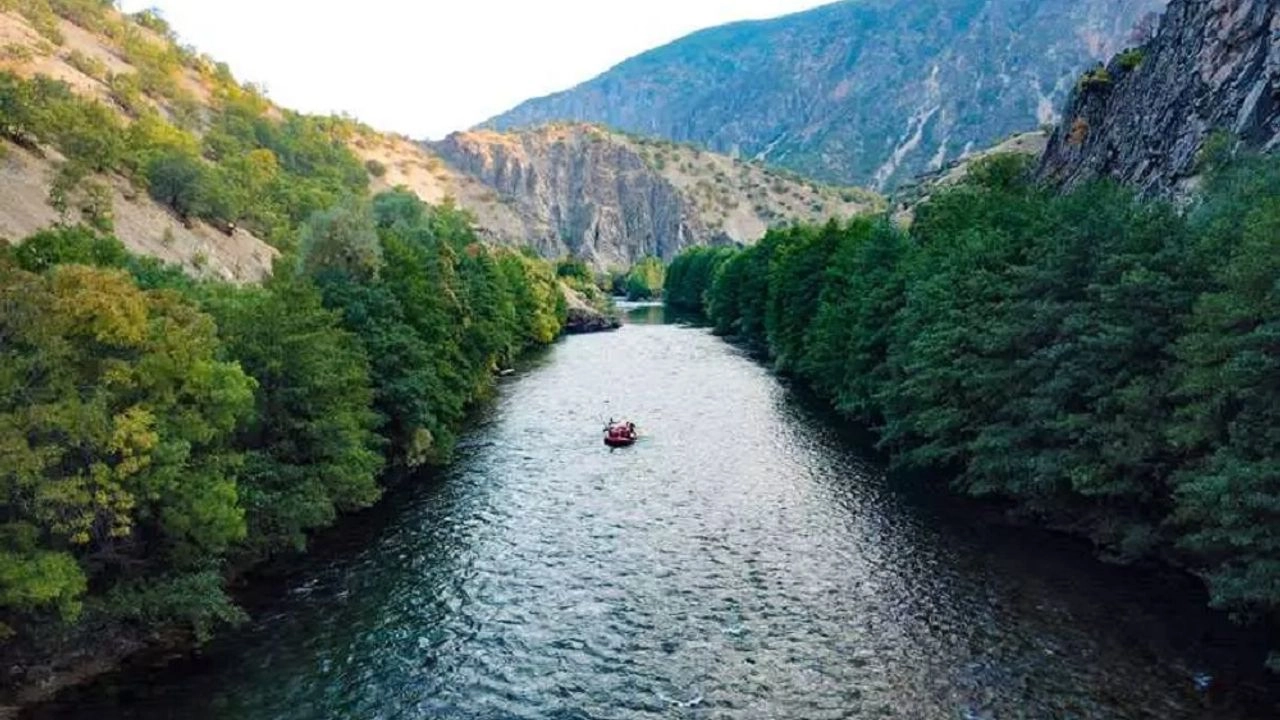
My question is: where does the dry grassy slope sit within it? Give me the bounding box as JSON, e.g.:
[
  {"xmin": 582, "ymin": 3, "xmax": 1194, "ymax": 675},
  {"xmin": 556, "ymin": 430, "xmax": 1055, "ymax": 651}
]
[
  {"xmin": 345, "ymin": 130, "xmax": 528, "ymax": 244},
  {"xmin": 0, "ymin": 9, "xmax": 277, "ymax": 281},
  {"xmin": 624, "ymin": 130, "xmax": 882, "ymax": 241}
]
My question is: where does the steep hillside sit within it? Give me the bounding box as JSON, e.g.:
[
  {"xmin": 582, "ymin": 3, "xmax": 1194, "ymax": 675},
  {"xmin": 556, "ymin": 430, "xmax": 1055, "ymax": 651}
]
[
  {"xmin": 430, "ymin": 124, "xmax": 880, "ymax": 269},
  {"xmin": 484, "ymin": 0, "xmax": 1166, "ymax": 189},
  {"xmin": 0, "ymin": 3, "xmax": 278, "ymax": 281},
  {"xmin": 1039, "ymin": 0, "xmax": 1280, "ymax": 195}
]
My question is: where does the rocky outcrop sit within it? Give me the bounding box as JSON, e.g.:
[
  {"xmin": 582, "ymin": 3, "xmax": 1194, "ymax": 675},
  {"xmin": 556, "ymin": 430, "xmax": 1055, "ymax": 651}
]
[
  {"xmin": 430, "ymin": 125, "xmax": 879, "ymax": 269},
  {"xmin": 1039, "ymin": 0, "xmax": 1280, "ymax": 195},
  {"xmin": 433, "ymin": 127, "xmax": 704, "ymax": 268},
  {"xmin": 483, "ymin": 0, "xmax": 1166, "ymax": 189},
  {"xmin": 561, "ymin": 283, "xmax": 622, "ymax": 334}
]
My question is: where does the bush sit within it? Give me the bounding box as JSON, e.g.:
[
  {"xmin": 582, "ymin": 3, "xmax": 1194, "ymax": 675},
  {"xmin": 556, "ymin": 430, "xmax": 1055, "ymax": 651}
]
[
  {"xmin": 146, "ymin": 149, "xmax": 206, "ymax": 219},
  {"xmin": 623, "ymin": 256, "xmax": 665, "ymax": 300},
  {"xmin": 1117, "ymin": 47, "xmax": 1146, "ymax": 71}
]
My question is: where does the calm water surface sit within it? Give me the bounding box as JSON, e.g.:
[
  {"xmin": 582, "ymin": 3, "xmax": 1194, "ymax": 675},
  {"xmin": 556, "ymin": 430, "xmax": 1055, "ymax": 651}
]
[{"xmin": 42, "ymin": 309, "xmax": 1276, "ymax": 719}]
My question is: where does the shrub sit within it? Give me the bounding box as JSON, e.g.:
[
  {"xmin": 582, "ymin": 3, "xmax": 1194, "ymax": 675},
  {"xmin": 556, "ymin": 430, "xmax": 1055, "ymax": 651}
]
[
  {"xmin": 1078, "ymin": 66, "xmax": 1113, "ymax": 91},
  {"xmin": 1117, "ymin": 48, "xmax": 1146, "ymax": 71},
  {"xmin": 64, "ymin": 49, "xmax": 107, "ymax": 81}
]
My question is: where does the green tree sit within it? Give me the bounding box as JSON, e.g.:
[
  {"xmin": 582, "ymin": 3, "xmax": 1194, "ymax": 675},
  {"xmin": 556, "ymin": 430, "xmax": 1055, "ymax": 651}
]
[
  {"xmin": 0, "ymin": 264, "xmax": 254, "ymax": 633},
  {"xmin": 299, "ymin": 198, "xmax": 383, "ymax": 281},
  {"xmin": 199, "ymin": 271, "xmax": 383, "ymax": 558},
  {"xmin": 1170, "ymin": 157, "xmax": 1280, "ymax": 617}
]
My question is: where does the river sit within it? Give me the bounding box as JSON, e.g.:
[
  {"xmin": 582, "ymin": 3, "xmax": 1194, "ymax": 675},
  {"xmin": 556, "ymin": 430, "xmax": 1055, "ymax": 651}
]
[{"xmin": 35, "ymin": 307, "xmax": 1276, "ymax": 719}]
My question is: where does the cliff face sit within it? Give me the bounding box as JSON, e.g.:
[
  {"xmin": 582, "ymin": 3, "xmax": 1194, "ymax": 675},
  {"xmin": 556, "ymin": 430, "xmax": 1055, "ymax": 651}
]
[
  {"xmin": 483, "ymin": 0, "xmax": 1166, "ymax": 189},
  {"xmin": 1039, "ymin": 0, "xmax": 1280, "ymax": 195},
  {"xmin": 433, "ymin": 127, "xmax": 700, "ymax": 267},
  {"xmin": 430, "ymin": 125, "xmax": 880, "ymax": 269}
]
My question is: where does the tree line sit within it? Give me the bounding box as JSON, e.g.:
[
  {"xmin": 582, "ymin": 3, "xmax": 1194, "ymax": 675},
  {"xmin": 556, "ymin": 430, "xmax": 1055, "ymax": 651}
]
[
  {"xmin": 666, "ymin": 152, "xmax": 1280, "ymax": 660},
  {"xmin": 0, "ymin": 194, "xmax": 564, "ymax": 650}
]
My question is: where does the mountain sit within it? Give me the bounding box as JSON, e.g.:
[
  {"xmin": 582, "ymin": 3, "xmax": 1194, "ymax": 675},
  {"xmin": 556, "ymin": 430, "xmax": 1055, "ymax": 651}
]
[
  {"xmin": 427, "ymin": 125, "xmax": 879, "ymax": 269},
  {"xmin": 0, "ymin": 7, "xmax": 876, "ymax": 277},
  {"xmin": 483, "ymin": 0, "xmax": 1167, "ymax": 189},
  {"xmin": 1039, "ymin": 0, "xmax": 1279, "ymax": 195}
]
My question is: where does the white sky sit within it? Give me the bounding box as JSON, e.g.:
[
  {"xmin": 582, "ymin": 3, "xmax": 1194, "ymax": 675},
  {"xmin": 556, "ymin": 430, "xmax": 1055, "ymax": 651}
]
[{"xmin": 117, "ymin": 0, "xmax": 834, "ymax": 140}]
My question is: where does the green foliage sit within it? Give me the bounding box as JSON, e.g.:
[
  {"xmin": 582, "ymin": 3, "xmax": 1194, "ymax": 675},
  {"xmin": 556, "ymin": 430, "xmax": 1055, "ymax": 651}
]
[
  {"xmin": 0, "ymin": 65, "xmax": 368, "ymax": 249},
  {"xmin": 310, "ymin": 193, "xmax": 563, "ymax": 468},
  {"xmin": 556, "ymin": 258, "xmax": 592, "ymax": 284},
  {"xmin": 198, "ymin": 273, "xmax": 383, "ymax": 559},
  {"xmin": 1116, "ymin": 47, "xmax": 1146, "ymax": 71},
  {"xmin": 0, "ymin": 262, "xmax": 254, "ymax": 632},
  {"xmin": 145, "ymin": 149, "xmax": 206, "ymax": 219},
  {"xmin": 1, "ymin": 200, "xmax": 566, "ymax": 651},
  {"xmin": 101, "ymin": 572, "xmax": 246, "ymax": 643},
  {"xmin": 680, "ymin": 151, "xmax": 1280, "ymax": 641},
  {"xmin": 623, "ymin": 256, "xmax": 666, "ymax": 300},
  {"xmin": 1078, "ymin": 65, "xmax": 1114, "ymax": 91},
  {"xmin": 10, "ymin": 224, "xmax": 128, "ymax": 272},
  {"xmin": 663, "ymin": 245, "xmax": 737, "ymax": 313},
  {"xmin": 299, "ymin": 197, "xmax": 383, "ymax": 281},
  {"xmin": 1169, "ymin": 156, "xmax": 1280, "ymax": 615}
]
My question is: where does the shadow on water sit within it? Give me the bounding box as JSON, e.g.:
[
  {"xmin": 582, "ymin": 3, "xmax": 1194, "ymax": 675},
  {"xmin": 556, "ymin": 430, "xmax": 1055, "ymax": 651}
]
[{"xmin": 28, "ymin": 313, "xmax": 1280, "ymax": 720}]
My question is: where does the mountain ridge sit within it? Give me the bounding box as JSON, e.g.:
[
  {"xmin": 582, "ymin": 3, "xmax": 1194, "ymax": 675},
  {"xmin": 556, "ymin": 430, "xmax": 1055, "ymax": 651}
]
[{"xmin": 483, "ymin": 0, "xmax": 1168, "ymax": 189}]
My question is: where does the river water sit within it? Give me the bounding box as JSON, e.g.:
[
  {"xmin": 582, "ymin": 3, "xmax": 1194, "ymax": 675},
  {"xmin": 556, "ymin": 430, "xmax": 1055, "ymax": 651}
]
[{"xmin": 38, "ymin": 307, "xmax": 1276, "ymax": 719}]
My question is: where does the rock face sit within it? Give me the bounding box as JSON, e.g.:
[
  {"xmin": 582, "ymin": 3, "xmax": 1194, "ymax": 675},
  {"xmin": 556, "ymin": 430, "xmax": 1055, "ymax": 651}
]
[
  {"xmin": 430, "ymin": 124, "xmax": 879, "ymax": 269},
  {"xmin": 558, "ymin": 283, "xmax": 621, "ymax": 334},
  {"xmin": 1040, "ymin": 0, "xmax": 1280, "ymax": 195},
  {"xmin": 483, "ymin": 0, "xmax": 1166, "ymax": 189}
]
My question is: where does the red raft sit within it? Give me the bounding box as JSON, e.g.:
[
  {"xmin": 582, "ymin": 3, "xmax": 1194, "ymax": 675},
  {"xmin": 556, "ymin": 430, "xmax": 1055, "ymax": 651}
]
[{"xmin": 603, "ymin": 421, "xmax": 637, "ymax": 447}]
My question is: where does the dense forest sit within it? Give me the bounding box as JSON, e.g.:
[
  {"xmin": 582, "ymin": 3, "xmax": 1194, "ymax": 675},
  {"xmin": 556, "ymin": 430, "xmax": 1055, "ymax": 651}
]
[
  {"xmin": 666, "ymin": 151, "xmax": 1280, "ymax": 662},
  {"xmin": 0, "ymin": 201, "xmax": 564, "ymax": 653}
]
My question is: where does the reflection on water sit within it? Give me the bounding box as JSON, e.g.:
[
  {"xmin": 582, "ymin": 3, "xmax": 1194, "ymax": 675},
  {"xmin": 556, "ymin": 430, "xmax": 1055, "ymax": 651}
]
[{"xmin": 37, "ymin": 320, "xmax": 1277, "ymax": 719}]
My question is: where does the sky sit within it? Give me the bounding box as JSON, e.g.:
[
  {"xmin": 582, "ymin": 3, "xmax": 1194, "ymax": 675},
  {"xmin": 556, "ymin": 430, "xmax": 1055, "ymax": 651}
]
[{"xmin": 117, "ymin": 0, "xmax": 834, "ymax": 140}]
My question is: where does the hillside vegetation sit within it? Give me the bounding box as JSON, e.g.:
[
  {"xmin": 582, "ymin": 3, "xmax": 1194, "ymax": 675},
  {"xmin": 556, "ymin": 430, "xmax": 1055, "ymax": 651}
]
[{"xmin": 1, "ymin": 3, "xmax": 865, "ymax": 278}]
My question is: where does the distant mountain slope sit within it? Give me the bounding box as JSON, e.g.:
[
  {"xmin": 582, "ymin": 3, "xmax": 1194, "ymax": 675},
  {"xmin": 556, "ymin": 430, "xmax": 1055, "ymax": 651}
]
[
  {"xmin": 429, "ymin": 124, "xmax": 881, "ymax": 269},
  {"xmin": 483, "ymin": 0, "xmax": 1166, "ymax": 189},
  {"xmin": 1039, "ymin": 0, "xmax": 1279, "ymax": 196}
]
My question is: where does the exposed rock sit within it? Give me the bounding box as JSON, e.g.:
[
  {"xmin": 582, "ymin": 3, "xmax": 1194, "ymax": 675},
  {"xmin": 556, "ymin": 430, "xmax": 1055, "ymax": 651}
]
[
  {"xmin": 1039, "ymin": 0, "xmax": 1280, "ymax": 195},
  {"xmin": 561, "ymin": 282, "xmax": 621, "ymax": 334},
  {"xmin": 430, "ymin": 124, "xmax": 880, "ymax": 269},
  {"xmin": 483, "ymin": 0, "xmax": 1166, "ymax": 189}
]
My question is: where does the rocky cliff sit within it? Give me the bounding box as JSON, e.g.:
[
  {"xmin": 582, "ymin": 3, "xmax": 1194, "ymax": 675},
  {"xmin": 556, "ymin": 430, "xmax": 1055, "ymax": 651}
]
[
  {"xmin": 484, "ymin": 0, "xmax": 1166, "ymax": 189},
  {"xmin": 430, "ymin": 124, "xmax": 880, "ymax": 269},
  {"xmin": 1039, "ymin": 0, "xmax": 1279, "ymax": 195}
]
